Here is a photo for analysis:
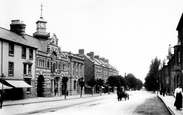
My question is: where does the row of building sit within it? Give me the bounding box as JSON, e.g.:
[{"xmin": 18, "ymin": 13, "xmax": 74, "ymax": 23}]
[
  {"xmin": 0, "ymin": 10, "xmax": 118, "ymax": 100},
  {"xmin": 159, "ymin": 13, "xmax": 183, "ymax": 95}
]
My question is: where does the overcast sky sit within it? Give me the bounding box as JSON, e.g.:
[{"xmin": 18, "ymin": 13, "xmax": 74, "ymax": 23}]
[{"xmin": 1, "ymin": 0, "xmax": 183, "ymax": 82}]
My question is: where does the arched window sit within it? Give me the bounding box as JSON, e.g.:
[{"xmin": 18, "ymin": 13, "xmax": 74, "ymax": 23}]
[
  {"xmin": 56, "ymin": 61, "xmax": 58, "ymax": 69},
  {"xmin": 59, "ymin": 62, "xmax": 61, "ymax": 69},
  {"xmin": 47, "ymin": 59, "xmax": 50, "ymax": 68}
]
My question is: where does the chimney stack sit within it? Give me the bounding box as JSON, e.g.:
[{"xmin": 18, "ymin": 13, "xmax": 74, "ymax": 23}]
[
  {"xmin": 89, "ymin": 52, "xmax": 94, "ymax": 60},
  {"xmin": 87, "ymin": 52, "xmax": 94, "ymax": 60},
  {"xmin": 79, "ymin": 49, "xmax": 84, "ymax": 57},
  {"xmin": 100, "ymin": 57, "xmax": 105, "ymax": 62},
  {"xmin": 105, "ymin": 59, "xmax": 109, "ymax": 63},
  {"xmin": 10, "ymin": 20, "xmax": 26, "ymax": 36},
  {"xmin": 94, "ymin": 55, "xmax": 99, "ymax": 59}
]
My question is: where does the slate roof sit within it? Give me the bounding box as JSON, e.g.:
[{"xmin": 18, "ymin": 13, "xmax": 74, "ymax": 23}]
[
  {"xmin": 94, "ymin": 58, "xmax": 101, "ymax": 66},
  {"xmin": 0, "ymin": 27, "xmax": 50, "ymax": 52},
  {"xmin": 97, "ymin": 59, "xmax": 108, "ymax": 68},
  {"xmin": 177, "ymin": 13, "xmax": 183, "ymax": 31},
  {"xmin": 85, "ymin": 55, "xmax": 94, "ymax": 63}
]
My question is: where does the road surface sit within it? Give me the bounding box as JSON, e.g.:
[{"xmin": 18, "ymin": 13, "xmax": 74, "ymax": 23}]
[{"xmin": 0, "ymin": 91, "xmax": 171, "ymax": 115}]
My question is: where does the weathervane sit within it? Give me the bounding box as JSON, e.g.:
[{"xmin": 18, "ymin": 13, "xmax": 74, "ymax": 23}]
[{"xmin": 40, "ymin": 3, "xmax": 43, "ymax": 19}]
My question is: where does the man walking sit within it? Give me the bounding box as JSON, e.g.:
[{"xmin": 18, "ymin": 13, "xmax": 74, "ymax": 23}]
[{"xmin": 0, "ymin": 91, "xmax": 3, "ymax": 109}]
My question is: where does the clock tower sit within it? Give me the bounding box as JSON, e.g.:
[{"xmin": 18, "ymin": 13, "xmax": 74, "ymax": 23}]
[{"xmin": 33, "ymin": 4, "xmax": 50, "ymax": 39}]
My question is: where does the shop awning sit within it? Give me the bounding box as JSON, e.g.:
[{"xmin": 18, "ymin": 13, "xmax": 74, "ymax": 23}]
[
  {"xmin": 0, "ymin": 83, "xmax": 13, "ymax": 90},
  {"xmin": 5, "ymin": 80, "xmax": 32, "ymax": 88}
]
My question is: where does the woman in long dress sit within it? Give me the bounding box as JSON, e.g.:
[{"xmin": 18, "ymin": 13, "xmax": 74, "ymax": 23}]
[{"xmin": 174, "ymin": 84, "xmax": 182, "ymax": 110}]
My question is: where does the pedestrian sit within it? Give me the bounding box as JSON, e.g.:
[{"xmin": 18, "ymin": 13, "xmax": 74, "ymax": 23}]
[
  {"xmin": 66, "ymin": 91, "xmax": 68, "ymax": 96},
  {"xmin": 174, "ymin": 84, "xmax": 182, "ymax": 110},
  {"xmin": 162, "ymin": 88, "xmax": 166, "ymax": 96},
  {"xmin": 117, "ymin": 86, "xmax": 121, "ymax": 101},
  {"xmin": 54, "ymin": 88, "xmax": 57, "ymax": 96},
  {"xmin": 0, "ymin": 91, "xmax": 3, "ymax": 109}
]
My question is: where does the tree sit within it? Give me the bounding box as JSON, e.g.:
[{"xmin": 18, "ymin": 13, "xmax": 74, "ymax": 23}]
[
  {"xmin": 87, "ymin": 78, "xmax": 96, "ymax": 96},
  {"xmin": 136, "ymin": 79, "xmax": 143, "ymax": 90},
  {"xmin": 78, "ymin": 77, "xmax": 85, "ymax": 97},
  {"xmin": 107, "ymin": 75, "xmax": 143, "ymax": 91},
  {"xmin": 144, "ymin": 57, "xmax": 161, "ymax": 91},
  {"xmin": 107, "ymin": 76, "xmax": 119, "ymax": 87},
  {"xmin": 124, "ymin": 73, "xmax": 143, "ymax": 90},
  {"xmin": 125, "ymin": 73, "xmax": 137, "ymax": 90},
  {"xmin": 96, "ymin": 78, "xmax": 104, "ymax": 95},
  {"xmin": 107, "ymin": 75, "xmax": 119, "ymax": 92}
]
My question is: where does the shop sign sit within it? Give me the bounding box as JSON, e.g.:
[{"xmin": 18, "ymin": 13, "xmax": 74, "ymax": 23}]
[{"xmin": 55, "ymin": 69, "xmax": 68, "ymax": 76}]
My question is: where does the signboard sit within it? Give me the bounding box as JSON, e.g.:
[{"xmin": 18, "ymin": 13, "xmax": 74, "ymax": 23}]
[{"xmin": 55, "ymin": 69, "xmax": 69, "ymax": 77}]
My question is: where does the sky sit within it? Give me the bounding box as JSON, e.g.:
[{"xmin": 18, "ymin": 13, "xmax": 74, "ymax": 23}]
[{"xmin": 1, "ymin": 0, "xmax": 183, "ymax": 82}]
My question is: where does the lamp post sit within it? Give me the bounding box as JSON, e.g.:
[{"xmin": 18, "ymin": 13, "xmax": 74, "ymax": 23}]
[{"xmin": 157, "ymin": 80, "xmax": 158, "ymax": 96}]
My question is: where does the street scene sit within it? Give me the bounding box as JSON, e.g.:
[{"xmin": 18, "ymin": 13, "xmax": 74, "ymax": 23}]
[
  {"xmin": 0, "ymin": 91, "xmax": 171, "ymax": 115},
  {"xmin": 1, "ymin": 0, "xmax": 183, "ymax": 115}
]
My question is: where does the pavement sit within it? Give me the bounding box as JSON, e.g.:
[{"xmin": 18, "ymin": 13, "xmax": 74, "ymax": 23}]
[
  {"xmin": 158, "ymin": 93, "xmax": 183, "ymax": 115},
  {"xmin": 2, "ymin": 93, "xmax": 106, "ymax": 107}
]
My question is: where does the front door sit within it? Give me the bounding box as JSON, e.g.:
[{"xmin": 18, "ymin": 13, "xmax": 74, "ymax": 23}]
[{"xmin": 37, "ymin": 75, "xmax": 44, "ymax": 97}]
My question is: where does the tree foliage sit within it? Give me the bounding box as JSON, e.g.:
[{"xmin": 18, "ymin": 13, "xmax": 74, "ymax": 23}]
[
  {"xmin": 144, "ymin": 57, "xmax": 161, "ymax": 91},
  {"xmin": 87, "ymin": 78, "xmax": 96, "ymax": 87},
  {"xmin": 107, "ymin": 75, "xmax": 120, "ymax": 87},
  {"xmin": 78, "ymin": 77, "xmax": 85, "ymax": 87},
  {"xmin": 96, "ymin": 78, "xmax": 104, "ymax": 86},
  {"xmin": 136, "ymin": 79, "xmax": 143, "ymax": 90},
  {"xmin": 125, "ymin": 73, "xmax": 137, "ymax": 89},
  {"xmin": 107, "ymin": 74, "xmax": 143, "ymax": 90}
]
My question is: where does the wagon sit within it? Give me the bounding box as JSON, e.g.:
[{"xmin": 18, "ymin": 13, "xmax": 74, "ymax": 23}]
[{"xmin": 117, "ymin": 91, "xmax": 129, "ymax": 101}]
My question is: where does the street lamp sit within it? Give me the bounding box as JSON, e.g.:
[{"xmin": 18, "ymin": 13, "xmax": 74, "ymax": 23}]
[{"xmin": 157, "ymin": 80, "xmax": 158, "ymax": 96}]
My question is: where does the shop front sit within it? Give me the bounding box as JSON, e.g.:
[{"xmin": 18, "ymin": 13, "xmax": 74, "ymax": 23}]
[{"xmin": 1, "ymin": 79, "xmax": 32, "ymax": 100}]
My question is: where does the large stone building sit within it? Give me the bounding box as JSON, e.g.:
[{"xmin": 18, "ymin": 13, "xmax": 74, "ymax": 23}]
[
  {"xmin": 159, "ymin": 13, "xmax": 183, "ymax": 95},
  {"xmin": 33, "ymin": 11, "xmax": 70, "ymax": 97},
  {"xmin": 0, "ymin": 5, "xmax": 119, "ymax": 99},
  {"xmin": 78, "ymin": 49, "xmax": 119, "ymax": 94},
  {"xmin": 158, "ymin": 64, "xmax": 169, "ymax": 94},
  {"xmin": 0, "ymin": 8, "xmax": 70, "ymax": 99},
  {"xmin": 62, "ymin": 51, "xmax": 84, "ymax": 95}
]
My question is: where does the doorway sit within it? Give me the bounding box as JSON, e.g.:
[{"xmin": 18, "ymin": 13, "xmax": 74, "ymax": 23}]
[{"xmin": 37, "ymin": 75, "xmax": 44, "ymax": 97}]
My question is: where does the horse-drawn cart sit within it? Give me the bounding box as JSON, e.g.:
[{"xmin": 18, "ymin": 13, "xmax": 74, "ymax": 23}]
[{"xmin": 117, "ymin": 90, "xmax": 129, "ymax": 101}]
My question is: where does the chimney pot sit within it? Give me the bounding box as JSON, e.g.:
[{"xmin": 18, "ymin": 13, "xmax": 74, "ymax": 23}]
[{"xmin": 10, "ymin": 20, "xmax": 26, "ymax": 36}]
